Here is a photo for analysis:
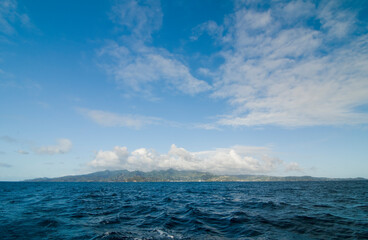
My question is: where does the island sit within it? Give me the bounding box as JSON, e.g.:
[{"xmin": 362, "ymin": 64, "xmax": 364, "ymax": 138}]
[{"xmin": 25, "ymin": 169, "xmax": 366, "ymax": 182}]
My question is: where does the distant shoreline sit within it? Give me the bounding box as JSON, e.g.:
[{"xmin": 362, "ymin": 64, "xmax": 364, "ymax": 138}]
[{"xmin": 21, "ymin": 169, "xmax": 366, "ymax": 183}]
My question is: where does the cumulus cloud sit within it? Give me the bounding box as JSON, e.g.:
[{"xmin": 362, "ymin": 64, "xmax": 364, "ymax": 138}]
[
  {"xmin": 78, "ymin": 108, "xmax": 164, "ymax": 129},
  {"xmin": 90, "ymin": 146, "xmax": 129, "ymax": 169},
  {"xmin": 88, "ymin": 144, "xmax": 300, "ymax": 174},
  {"xmin": 99, "ymin": 0, "xmax": 210, "ymax": 97},
  {"xmin": 35, "ymin": 139, "xmax": 72, "ymax": 155},
  {"xmin": 193, "ymin": 0, "xmax": 368, "ymax": 127}
]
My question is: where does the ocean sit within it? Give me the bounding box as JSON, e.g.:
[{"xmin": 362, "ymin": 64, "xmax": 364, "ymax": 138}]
[{"xmin": 0, "ymin": 181, "xmax": 367, "ymax": 239}]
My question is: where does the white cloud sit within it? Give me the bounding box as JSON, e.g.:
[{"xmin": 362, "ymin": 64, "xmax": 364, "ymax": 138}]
[
  {"xmin": 88, "ymin": 144, "xmax": 300, "ymax": 174},
  {"xmin": 196, "ymin": 1, "xmax": 368, "ymax": 127},
  {"xmin": 280, "ymin": 0, "xmax": 315, "ymax": 21},
  {"xmin": 36, "ymin": 139, "xmax": 72, "ymax": 155},
  {"xmin": 99, "ymin": 43, "xmax": 211, "ymax": 96},
  {"xmin": 191, "ymin": 20, "xmax": 224, "ymax": 41},
  {"xmin": 194, "ymin": 123, "xmax": 222, "ymax": 130},
  {"xmin": 89, "ymin": 146, "xmax": 129, "ymax": 169},
  {"xmin": 98, "ymin": 0, "xmax": 368, "ymax": 128},
  {"xmin": 99, "ymin": 0, "xmax": 210, "ymax": 97},
  {"xmin": 284, "ymin": 162, "xmax": 303, "ymax": 172},
  {"xmin": 79, "ymin": 108, "xmax": 163, "ymax": 129},
  {"xmin": 317, "ymin": 1, "xmax": 357, "ymax": 39}
]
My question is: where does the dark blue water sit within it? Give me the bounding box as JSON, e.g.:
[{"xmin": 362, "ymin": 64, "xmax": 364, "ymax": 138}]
[{"xmin": 0, "ymin": 181, "xmax": 367, "ymax": 239}]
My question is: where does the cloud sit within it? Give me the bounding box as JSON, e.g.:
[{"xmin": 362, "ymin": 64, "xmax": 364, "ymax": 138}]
[
  {"xmin": 0, "ymin": 0, "xmax": 33, "ymax": 35},
  {"xmin": 35, "ymin": 139, "xmax": 72, "ymax": 155},
  {"xmin": 88, "ymin": 144, "xmax": 300, "ymax": 174},
  {"xmin": 0, "ymin": 135, "xmax": 17, "ymax": 143},
  {"xmin": 284, "ymin": 162, "xmax": 303, "ymax": 172},
  {"xmin": 317, "ymin": 1, "xmax": 357, "ymax": 39},
  {"xmin": 99, "ymin": 0, "xmax": 210, "ymax": 97},
  {"xmin": 0, "ymin": 162, "xmax": 11, "ymax": 168},
  {"xmin": 110, "ymin": 0, "xmax": 162, "ymax": 41},
  {"xmin": 193, "ymin": 123, "xmax": 222, "ymax": 131},
  {"xmin": 89, "ymin": 146, "xmax": 129, "ymax": 170},
  {"xmin": 17, "ymin": 150, "xmax": 29, "ymax": 155},
  {"xmin": 78, "ymin": 108, "xmax": 163, "ymax": 129},
  {"xmin": 191, "ymin": 20, "xmax": 224, "ymax": 41},
  {"xmin": 0, "ymin": 0, "xmax": 18, "ymax": 35},
  {"xmin": 193, "ymin": 0, "xmax": 368, "ymax": 127}
]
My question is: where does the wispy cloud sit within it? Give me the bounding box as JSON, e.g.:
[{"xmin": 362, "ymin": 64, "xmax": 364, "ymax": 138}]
[
  {"xmin": 17, "ymin": 150, "xmax": 29, "ymax": 155},
  {"xmin": 110, "ymin": 0, "xmax": 162, "ymax": 41},
  {"xmin": 78, "ymin": 108, "xmax": 163, "ymax": 129},
  {"xmin": 0, "ymin": 0, "xmax": 19, "ymax": 35},
  {"xmin": 193, "ymin": 123, "xmax": 222, "ymax": 131},
  {"xmin": 0, "ymin": 135, "xmax": 17, "ymax": 143},
  {"xmin": 35, "ymin": 139, "xmax": 72, "ymax": 155},
  {"xmin": 318, "ymin": 0, "xmax": 357, "ymax": 39},
  {"xmin": 193, "ymin": 0, "xmax": 368, "ymax": 127},
  {"xmin": 98, "ymin": 0, "xmax": 210, "ymax": 98},
  {"xmin": 0, "ymin": 70, "xmax": 42, "ymax": 91},
  {"xmin": 0, "ymin": 162, "xmax": 12, "ymax": 168},
  {"xmin": 88, "ymin": 144, "xmax": 301, "ymax": 174},
  {"xmin": 284, "ymin": 162, "xmax": 304, "ymax": 172},
  {"xmin": 0, "ymin": 0, "xmax": 33, "ymax": 35}
]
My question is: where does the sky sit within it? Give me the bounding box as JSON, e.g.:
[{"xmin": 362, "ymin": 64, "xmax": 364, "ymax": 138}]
[{"xmin": 0, "ymin": 0, "xmax": 368, "ymax": 180}]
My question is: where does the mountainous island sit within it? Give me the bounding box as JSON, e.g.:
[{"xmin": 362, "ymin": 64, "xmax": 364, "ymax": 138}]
[{"xmin": 26, "ymin": 169, "xmax": 366, "ymax": 182}]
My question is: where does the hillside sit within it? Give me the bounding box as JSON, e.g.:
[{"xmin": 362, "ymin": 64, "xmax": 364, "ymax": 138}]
[{"xmin": 25, "ymin": 169, "xmax": 366, "ymax": 182}]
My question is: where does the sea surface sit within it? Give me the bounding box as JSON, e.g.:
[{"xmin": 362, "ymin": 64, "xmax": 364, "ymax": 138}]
[{"xmin": 0, "ymin": 181, "xmax": 367, "ymax": 239}]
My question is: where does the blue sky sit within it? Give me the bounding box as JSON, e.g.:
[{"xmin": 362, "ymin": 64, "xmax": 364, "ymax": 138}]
[{"xmin": 1, "ymin": 0, "xmax": 368, "ymax": 180}]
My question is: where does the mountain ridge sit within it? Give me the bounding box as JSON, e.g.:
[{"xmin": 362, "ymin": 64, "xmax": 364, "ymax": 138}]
[{"xmin": 25, "ymin": 169, "xmax": 366, "ymax": 182}]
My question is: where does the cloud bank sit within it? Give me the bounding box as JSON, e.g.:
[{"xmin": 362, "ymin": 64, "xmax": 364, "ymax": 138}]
[
  {"xmin": 98, "ymin": 0, "xmax": 368, "ymax": 128},
  {"xmin": 199, "ymin": 1, "xmax": 368, "ymax": 127},
  {"xmin": 88, "ymin": 144, "xmax": 301, "ymax": 174}
]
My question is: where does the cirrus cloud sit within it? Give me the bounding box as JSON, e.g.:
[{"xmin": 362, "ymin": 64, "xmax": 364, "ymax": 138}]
[
  {"xmin": 195, "ymin": 0, "xmax": 368, "ymax": 127},
  {"xmin": 78, "ymin": 108, "xmax": 166, "ymax": 129}
]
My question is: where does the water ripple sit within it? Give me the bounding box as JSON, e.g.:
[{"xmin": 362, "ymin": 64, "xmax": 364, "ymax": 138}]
[{"xmin": 0, "ymin": 181, "xmax": 367, "ymax": 239}]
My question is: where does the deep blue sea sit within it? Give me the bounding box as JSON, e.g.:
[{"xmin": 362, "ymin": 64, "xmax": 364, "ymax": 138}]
[{"xmin": 0, "ymin": 181, "xmax": 367, "ymax": 239}]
